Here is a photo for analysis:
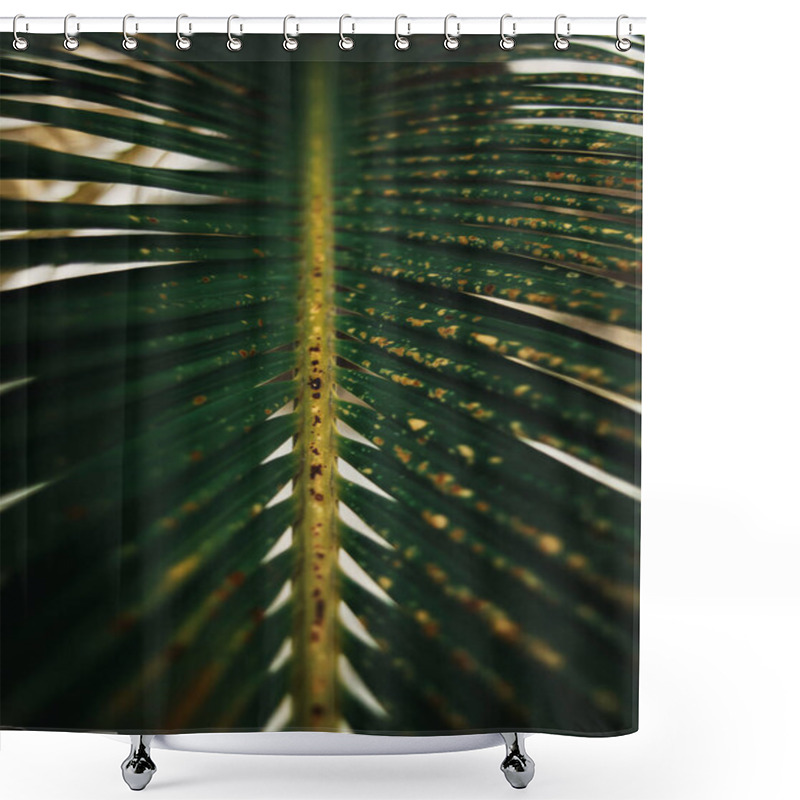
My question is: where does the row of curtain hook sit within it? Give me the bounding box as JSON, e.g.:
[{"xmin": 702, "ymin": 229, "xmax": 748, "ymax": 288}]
[{"xmin": 11, "ymin": 13, "xmax": 634, "ymax": 54}]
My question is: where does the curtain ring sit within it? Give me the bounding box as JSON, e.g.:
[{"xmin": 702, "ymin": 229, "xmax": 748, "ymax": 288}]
[
  {"xmin": 339, "ymin": 14, "xmax": 354, "ymax": 50},
  {"xmin": 122, "ymin": 14, "xmax": 138, "ymax": 51},
  {"xmin": 394, "ymin": 14, "xmax": 410, "ymax": 50},
  {"xmin": 615, "ymin": 15, "xmax": 632, "ymax": 51},
  {"xmin": 227, "ymin": 15, "xmax": 243, "ymax": 51},
  {"xmin": 499, "ymin": 14, "xmax": 516, "ymax": 50},
  {"xmin": 283, "ymin": 15, "xmax": 298, "ymax": 51},
  {"xmin": 176, "ymin": 14, "xmax": 192, "ymax": 50},
  {"xmin": 12, "ymin": 14, "xmax": 29, "ymax": 51},
  {"xmin": 64, "ymin": 13, "xmax": 79, "ymax": 51},
  {"xmin": 444, "ymin": 14, "xmax": 460, "ymax": 50},
  {"xmin": 553, "ymin": 14, "xmax": 570, "ymax": 51}
]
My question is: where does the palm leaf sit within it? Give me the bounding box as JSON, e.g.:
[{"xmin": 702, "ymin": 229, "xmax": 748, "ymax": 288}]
[{"xmin": 0, "ymin": 34, "xmax": 641, "ymax": 735}]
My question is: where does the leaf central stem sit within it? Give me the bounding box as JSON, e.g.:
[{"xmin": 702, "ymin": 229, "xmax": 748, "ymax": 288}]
[{"xmin": 291, "ymin": 62, "xmax": 340, "ymax": 730}]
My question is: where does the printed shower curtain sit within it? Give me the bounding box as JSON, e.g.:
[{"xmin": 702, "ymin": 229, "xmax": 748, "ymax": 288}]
[{"xmin": 0, "ymin": 32, "xmax": 642, "ymax": 737}]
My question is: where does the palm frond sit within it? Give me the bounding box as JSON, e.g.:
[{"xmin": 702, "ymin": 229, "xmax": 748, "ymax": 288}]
[{"xmin": 0, "ymin": 34, "xmax": 641, "ymax": 735}]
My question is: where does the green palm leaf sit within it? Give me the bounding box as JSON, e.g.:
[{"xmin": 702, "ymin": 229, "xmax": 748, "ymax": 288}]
[{"xmin": 0, "ymin": 34, "xmax": 641, "ymax": 735}]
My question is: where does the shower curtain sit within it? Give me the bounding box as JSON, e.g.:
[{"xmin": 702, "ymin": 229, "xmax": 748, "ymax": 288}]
[{"xmin": 0, "ymin": 32, "xmax": 642, "ymax": 737}]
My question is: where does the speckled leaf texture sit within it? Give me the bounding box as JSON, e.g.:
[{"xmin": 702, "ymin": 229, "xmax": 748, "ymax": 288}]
[{"xmin": 0, "ymin": 34, "xmax": 642, "ymax": 736}]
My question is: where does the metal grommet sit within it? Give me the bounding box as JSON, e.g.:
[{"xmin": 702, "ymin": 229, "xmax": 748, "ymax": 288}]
[
  {"xmin": 122, "ymin": 14, "xmax": 138, "ymax": 50},
  {"xmin": 176, "ymin": 13, "xmax": 192, "ymax": 50},
  {"xmin": 394, "ymin": 14, "xmax": 410, "ymax": 50},
  {"xmin": 615, "ymin": 15, "xmax": 632, "ymax": 51},
  {"xmin": 444, "ymin": 14, "xmax": 460, "ymax": 50},
  {"xmin": 283, "ymin": 15, "xmax": 298, "ymax": 51},
  {"xmin": 227, "ymin": 15, "xmax": 242, "ymax": 51},
  {"xmin": 554, "ymin": 14, "xmax": 570, "ymax": 51},
  {"xmin": 339, "ymin": 14, "xmax": 354, "ymax": 50},
  {"xmin": 499, "ymin": 14, "xmax": 515, "ymax": 50},
  {"xmin": 12, "ymin": 14, "xmax": 29, "ymax": 51},
  {"xmin": 63, "ymin": 13, "xmax": 79, "ymax": 51}
]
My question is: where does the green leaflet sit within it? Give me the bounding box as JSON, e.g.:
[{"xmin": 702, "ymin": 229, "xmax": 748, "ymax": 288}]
[{"xmin": 0, "ymin": 33, "xmax": 641, "ymax": 735}]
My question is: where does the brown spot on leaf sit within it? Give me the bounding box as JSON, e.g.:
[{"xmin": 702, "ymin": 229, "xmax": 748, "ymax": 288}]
[{"xmin": 228, "ymin": 571, "xmax": 246, "ymax": 587}]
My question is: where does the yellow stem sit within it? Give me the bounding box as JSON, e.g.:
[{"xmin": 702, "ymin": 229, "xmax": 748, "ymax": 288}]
[{"xmin": 291, "ymin": 62, "xmax": 340, "ymax": 730}]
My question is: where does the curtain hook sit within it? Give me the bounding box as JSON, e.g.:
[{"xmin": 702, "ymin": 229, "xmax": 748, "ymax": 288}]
[
  {"xmin": 64, "ymin": 13, "xmax": 79, "ymax": 51},
  {"xmin": 499, "ymin": 14, "xmax": 516, "ymax": 50},
  {"xmin": 554, "ymin": 14, "xmax": 570, "ymax": 51},
  {"xmin": 339, "ymin": 14, "xmax": 355, "ymax": 50},
  {"xmin": 283, "ymin": 15, "xmax": 298, "ymax": 51},
  {"xmin": 122, "ymin": 14, "xmax": 138, "ymax": 51},
  {"xmin": 12, "ymin": 14, "xmax": 29, "ymax": 51},
  {"xmin": 444, "ymin": 14, "xmax": 460, "ymax": 50},
  {"xmin": 615, "ymin": 15, "xmax": 632, "ymax": 51},
  {"xmin": 227, "ymin": 15, "xmax": 243, "ymax": 51},
  {"xmin": 394, "ymin": 15, "xmax": 410, "ymax": 50},
  {"xmin": 176, "ymin": 13, "xmax": 192, "ymax": 50}
]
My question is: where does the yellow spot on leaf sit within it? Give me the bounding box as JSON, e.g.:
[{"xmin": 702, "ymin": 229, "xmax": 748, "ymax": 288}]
[
  {"xmin": 529, "ymin": 640, "xmax": 565, "ymax": 670},
  {"xmin": 492, "ymin": 616, "xmax": 519, "ymax": 641},
  {"xmin": 567, "ymin": 553, "xmax": 588, "ymax": 570},
  {"xmin": 394, "ymin": 445, "xmax": 412, "ymax": 464},
  {"xmin": 538, "ymin": 534, "xmax": 563, "ymax": 555},
  {"xmin": 457, "ymin": 444, "xmax": 475, "ymax": 464},
  {"xmin": 165, "ymin": 555, "xmax": 200, "ymax": 587},
  {"xmin": 422, "ymin": 511, "xmax": 448, "ymax": 530}
]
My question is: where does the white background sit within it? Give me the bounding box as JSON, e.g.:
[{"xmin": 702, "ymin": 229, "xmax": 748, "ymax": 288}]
[{"xmin": 2, "ymin": 1, "xmax": 799, "ymax": 798}]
